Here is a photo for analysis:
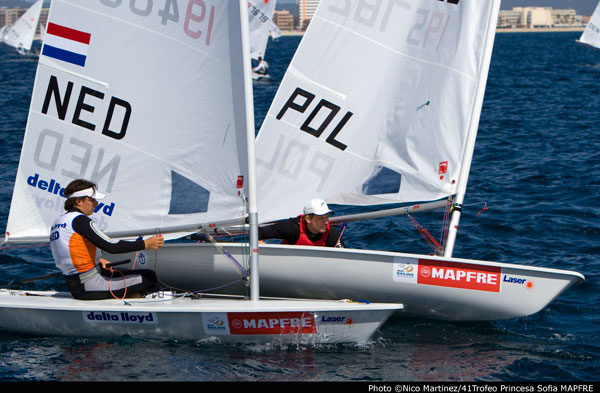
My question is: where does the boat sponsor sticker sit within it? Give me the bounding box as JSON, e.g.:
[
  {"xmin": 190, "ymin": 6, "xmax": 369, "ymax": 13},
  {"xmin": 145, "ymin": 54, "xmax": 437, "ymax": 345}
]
[
  {"xmin": 42, "ymin": 23, "xmax": 91, "ymax": 67},
  {"xmin": 393, "ymin": 257, "xmax": 502, "ymax": 292},
  {"xmin": 83, "ymin": 311, "xmax": 158, "ymax": 324},
  {"xmin": 393, "ymin": 257, "xmax": 419, "ymax": 284},
  {"xmin": 203, "ymin": 314, "xmax": 229, "ymax": 335},
  {"xmin": 202, "ymin": 312, "xmax": 317, "ymax": 336}
]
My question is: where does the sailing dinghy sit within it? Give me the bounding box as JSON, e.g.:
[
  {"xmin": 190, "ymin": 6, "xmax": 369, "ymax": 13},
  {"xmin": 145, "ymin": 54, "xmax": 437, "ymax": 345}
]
[
  {"xmin": 114, "ymin": 0, "xmax": 584, "ymax": 322},
  {"xmin": 248, "ymin": 0, "xmax": 278, "ymax": 80},
  {"xmin": 0, "ymin": 0, "xmax": 402, "ymax": 344},
  {"xmin": 0, "ymin": 0, "xmax": 43, "ymax": 56},
  {"xmin": 577, "ymin": 1, "xmax": 600, "ymax": 50}
]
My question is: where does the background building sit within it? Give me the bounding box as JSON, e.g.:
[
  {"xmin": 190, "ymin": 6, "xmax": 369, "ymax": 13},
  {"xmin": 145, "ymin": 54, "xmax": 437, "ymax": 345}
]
[
  {"xmin": 297, "ymin": 0, "xmax": 319, "ymax": 31},
  {"xmin": 273, "ymin": 10, "xmax": 295, "ymax": 31},
  {"xmin": 497, "ymin": 7, "xmax": 582, "ymax": 29}
]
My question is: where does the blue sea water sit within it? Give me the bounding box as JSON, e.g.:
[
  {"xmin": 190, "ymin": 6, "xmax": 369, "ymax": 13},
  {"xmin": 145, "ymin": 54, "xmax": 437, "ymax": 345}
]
[{"xmin": 0, "ymin": 32, "xmax": 599, "ymax": 383}]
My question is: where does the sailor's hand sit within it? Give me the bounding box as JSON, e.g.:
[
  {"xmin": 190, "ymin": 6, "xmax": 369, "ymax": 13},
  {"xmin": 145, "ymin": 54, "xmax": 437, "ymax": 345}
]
[
  {"xmin": 98, "ymin": 258, "xmax": 111, "ymax": 268},
  {"xmin": 144, "ymin": 234, "xmax": 164, "ymax": 250}
]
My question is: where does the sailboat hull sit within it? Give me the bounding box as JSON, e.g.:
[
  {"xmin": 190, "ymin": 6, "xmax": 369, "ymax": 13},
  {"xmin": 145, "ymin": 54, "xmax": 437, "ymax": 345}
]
[
  {"xmin": 0, "ymin": 289, "xmax": 400, "ymax": 344},
  {"xmin": 112, "ymin": 243, "xmax": 585, "ymax": 322}
]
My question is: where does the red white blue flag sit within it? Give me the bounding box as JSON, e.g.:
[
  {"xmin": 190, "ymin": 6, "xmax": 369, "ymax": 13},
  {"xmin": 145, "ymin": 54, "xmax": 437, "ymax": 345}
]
[{"xmin": 42, "ymin": 23, "xmax": 91, "ymax": 67}]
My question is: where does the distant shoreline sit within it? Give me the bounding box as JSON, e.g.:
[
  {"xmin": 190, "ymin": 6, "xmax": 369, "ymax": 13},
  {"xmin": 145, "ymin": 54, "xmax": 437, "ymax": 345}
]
[
  {"xmin": 496, "ymin": 27, "xmax": 584, "ymax": 33},
  {"xmin": 278, "ymin": 27, "xmax": 585, "ymax": 36}
]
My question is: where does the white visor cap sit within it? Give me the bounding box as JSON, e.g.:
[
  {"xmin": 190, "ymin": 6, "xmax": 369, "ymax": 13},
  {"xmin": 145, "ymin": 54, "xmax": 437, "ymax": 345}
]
[
  {"xmin": 303, "ymin": 199, "xmax": 333, "ymax": 216},
  {"xmin": 69, "ymin": 187, "xmax": 106, "ymax": 200}
]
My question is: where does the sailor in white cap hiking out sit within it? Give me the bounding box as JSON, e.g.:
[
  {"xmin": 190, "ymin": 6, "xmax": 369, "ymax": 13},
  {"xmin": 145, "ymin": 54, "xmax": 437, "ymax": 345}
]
[{"xmin": 258, "ymin": 198, "xmax": 344, "ymax": 247}]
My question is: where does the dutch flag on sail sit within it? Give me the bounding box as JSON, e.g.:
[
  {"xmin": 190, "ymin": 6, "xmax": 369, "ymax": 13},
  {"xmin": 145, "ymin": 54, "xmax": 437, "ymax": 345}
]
[{"xmin": 42, "ymin": 23, "xmax": 91, "ymax": 67}]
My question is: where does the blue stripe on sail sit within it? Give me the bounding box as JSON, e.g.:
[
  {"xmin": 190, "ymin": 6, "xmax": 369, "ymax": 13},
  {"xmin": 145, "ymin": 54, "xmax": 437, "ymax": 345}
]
[{"xmin": 42, "ymin": 45, "xmax": 87, "ymax": 67}]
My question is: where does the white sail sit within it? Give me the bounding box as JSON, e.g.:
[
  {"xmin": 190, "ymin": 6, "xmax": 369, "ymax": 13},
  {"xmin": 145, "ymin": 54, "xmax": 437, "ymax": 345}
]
[
  {"xmin": 248, "ymin": 0, "xmax": 277, "ymax": 60},
  {"xmin": 5, "ymin": 0, "xmax": 251, "ymax": 243},
  {"xmin": 1, "ymin": 0, "xmax": 43, "ymax": 54},
  {"xmin": 270, "ymin": 21, "xmax": 282, "ymax": 40},
  {"xmin": 578, "ymin": 1, "xmax": 600, "ymax": 50},
  {"xmin": 255, "ymin": 1, "xmax": 499, "ymax": 223}
]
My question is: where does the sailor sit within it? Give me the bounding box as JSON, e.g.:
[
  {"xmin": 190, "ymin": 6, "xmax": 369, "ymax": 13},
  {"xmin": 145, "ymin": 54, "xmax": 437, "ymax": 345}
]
[
  {"xmin": 258, "ymin": 199, "xmax": 344, "ymax": 247},
  {"xmin": 252, "ymin": 56, "xmax": 269, "ymax": 75},
  {"xmin": 49, "ymin": 179, "xmax": 164, "ymax": 300}
]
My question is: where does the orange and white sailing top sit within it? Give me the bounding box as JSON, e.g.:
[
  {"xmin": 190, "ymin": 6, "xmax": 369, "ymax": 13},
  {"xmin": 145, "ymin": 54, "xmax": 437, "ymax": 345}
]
[{"xmin": 50, "ymin": 210, "xmax": 145, "ymax": 276}]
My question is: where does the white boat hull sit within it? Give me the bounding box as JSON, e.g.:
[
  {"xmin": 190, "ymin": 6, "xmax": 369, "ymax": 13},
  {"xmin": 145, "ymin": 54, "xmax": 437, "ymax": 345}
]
[
  {"xmin": 252, "ymin": 72, "xmax": 270, "ymax": 81},
  {"xmin": 110, "ymin": 243, "xmax": 585, "ymax": 322},
  {"xmin": 0, "ymin": 289, "xmax": 401, "ymax": 344}
]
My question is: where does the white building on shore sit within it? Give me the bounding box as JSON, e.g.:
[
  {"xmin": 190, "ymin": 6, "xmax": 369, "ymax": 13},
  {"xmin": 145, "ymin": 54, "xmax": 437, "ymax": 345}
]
[{"xmin": 498, "ymin": 7, "xmax": 583, "ymax": 29}]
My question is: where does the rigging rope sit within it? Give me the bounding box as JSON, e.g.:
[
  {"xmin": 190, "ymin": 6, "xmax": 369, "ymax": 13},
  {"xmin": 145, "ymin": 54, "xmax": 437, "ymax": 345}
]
[
  {"xmin": 408, "ymin": 198, "xmax": 488, "ymax": 256},
  {"xmin": 205, "ymin": 233, "xmax": 249, "ymax": 278},
  {"xmin": 408, "ymin": 214, "xmax": 443, "ymax": 255},
  {"xmin": 439, "ymin": 197, "xmax": 453, "ymax": 252}
]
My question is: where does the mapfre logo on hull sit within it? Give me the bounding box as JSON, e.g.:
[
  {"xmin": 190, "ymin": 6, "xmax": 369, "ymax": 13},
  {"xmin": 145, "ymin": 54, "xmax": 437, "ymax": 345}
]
[
  {"xmin": 418, "ymin": 259, "xmax": 501, "ymax": 292},
  {"xmin": 228, "ymin": 312, "xmax": 317, "ymax": 335},
  {"xmin": 393, "ymin": 257, "xmax": 502, "ymax": 293},
  {"xmin": 202, "ymin": 312, "xmax": 318, "ymax": 336}
]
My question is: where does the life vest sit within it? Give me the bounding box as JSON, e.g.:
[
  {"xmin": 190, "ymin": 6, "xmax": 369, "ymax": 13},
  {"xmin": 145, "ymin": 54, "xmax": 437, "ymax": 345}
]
[
  {"xmin": 50, "ymin": 211, "xmax": 99, "ymax": 276},
  {"xmin": 294, "ymin": 214, "xmax": 330, "ymax": 246}
]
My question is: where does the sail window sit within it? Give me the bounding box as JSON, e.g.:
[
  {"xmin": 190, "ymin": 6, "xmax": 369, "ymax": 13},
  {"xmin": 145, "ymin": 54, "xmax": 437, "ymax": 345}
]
[
  {"xmin": 361, "ymin": 167, "xmax": 402, "ymax": 195},
  {"xmin": 169, "ymin": 171, "xmax": 210, "ymax": 214}
]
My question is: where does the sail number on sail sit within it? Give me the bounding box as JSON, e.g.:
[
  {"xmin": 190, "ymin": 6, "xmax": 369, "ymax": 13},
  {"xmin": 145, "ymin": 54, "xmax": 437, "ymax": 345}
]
[
  {"xmin": 277, "ymin": 87, "xmax": 351, "ymax": 152},
  {"xmin": 99, "ymin": 0, "xmax": 216, "ymax": 45},
  {"xmin": 328, "ymin": 0, "xmax": 459, "ymax": 49}
]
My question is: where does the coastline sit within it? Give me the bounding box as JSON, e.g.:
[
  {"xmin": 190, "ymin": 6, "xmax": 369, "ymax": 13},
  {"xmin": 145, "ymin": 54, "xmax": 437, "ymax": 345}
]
[
  {"xmin": 278, "ymin": 27, "xmax": 585, "ymax": 36},
  {"xmin": 496, "ymin": 27, "xmax": 584, "ymax": 33}
]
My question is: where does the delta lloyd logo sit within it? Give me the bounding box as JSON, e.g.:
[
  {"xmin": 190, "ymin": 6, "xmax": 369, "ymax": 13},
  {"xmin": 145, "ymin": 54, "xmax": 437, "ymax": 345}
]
[
  {"xmin": 84, "ymin": 311, "xmax": 158, "ymax": 324},
  {"xmin": 27, "ymin": 173, "xmax": 116, "ymax": 217}
]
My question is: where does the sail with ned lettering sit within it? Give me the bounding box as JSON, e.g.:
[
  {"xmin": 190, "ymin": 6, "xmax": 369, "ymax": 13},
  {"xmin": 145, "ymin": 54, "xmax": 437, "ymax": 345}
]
[{"xmin": 5, "ymin": 0, "xmax": 250, "ymax": 243}]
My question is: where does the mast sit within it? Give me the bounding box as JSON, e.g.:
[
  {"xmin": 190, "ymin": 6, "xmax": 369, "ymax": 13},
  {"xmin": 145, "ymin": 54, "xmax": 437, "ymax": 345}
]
[
  {"xmin": 443, "ymin": 1, "xmax": 500, "ymax": 258},
  {"xmin": 238, "ymin": 0, "xmax": 260, "ymax": 301}
]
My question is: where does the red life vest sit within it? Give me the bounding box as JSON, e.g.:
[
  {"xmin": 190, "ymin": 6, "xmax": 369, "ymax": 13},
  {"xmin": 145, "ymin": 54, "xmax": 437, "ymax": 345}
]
[{"xmin": 294, "ymin": 214, "xmax": 330, "ymax": 246}]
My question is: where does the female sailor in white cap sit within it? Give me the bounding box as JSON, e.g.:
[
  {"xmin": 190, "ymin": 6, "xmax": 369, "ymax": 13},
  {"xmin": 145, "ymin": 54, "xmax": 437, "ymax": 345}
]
[
  {"xmin": 49, "ymin": 179, "xmax": 164, "ymax": 300},
  {"xmin": 258, "ymin": 198, "xmax": 344, "ymax": 247}
]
